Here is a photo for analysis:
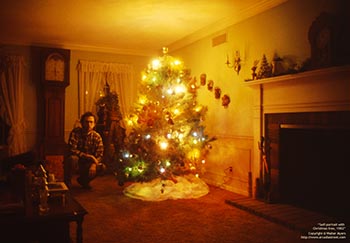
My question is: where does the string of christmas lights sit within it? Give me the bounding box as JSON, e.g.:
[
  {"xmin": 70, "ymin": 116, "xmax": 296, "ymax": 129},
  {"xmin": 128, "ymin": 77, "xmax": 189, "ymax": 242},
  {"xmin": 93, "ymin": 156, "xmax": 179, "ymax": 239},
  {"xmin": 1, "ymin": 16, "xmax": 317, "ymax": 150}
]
[{"xmin": 118, "ymin": 48, "xmax": 216, "ymax": 184}]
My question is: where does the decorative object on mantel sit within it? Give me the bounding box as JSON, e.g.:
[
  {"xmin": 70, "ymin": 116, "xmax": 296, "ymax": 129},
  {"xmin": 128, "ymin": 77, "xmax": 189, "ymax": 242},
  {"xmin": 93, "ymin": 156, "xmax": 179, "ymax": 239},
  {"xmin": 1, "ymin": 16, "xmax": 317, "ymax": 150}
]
[
  {"xmin": 245, "ymin": 10, "xmax": 350, "ymax": 82},
  {"xmin": 308, "ymin": 12, "xmax": 346, "ymax": 70},
  {"xmin": 245, "ymin": 54, "xmax": 304, "ymax": 82},
  {"xmin": 257, "ymin": 54, "xmax": 272, "ymax": 79},
  {"xmin": 244, "ymin": 64, "xmax": 350, "ymax": 87},
  {"xmin": 271, "ymin": 53, "xmax": 285, "ymax": 76},
  {"xmin": 225, "ymin": 51, "xmax": 241, "ymax": 75},
  {"xmin": 251, "ymin": 60, "xmax": 259, "ymax": 80}
]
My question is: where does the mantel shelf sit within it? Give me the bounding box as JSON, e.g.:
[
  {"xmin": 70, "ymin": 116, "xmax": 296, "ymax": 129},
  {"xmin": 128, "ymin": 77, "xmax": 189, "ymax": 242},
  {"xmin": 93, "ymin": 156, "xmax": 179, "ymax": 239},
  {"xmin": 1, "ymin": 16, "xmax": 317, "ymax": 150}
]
[{"xmin": 244, "ymin": 65, "xmax": 350, "ymax": 87}]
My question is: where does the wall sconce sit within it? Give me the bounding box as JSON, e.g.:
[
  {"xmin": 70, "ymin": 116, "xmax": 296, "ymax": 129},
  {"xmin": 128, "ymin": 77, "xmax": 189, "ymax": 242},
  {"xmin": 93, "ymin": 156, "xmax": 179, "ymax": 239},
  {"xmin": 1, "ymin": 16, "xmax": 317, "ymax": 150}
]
[{"xmin": 225, "ymin": 51, "xmax": 241, "ymax": 75}]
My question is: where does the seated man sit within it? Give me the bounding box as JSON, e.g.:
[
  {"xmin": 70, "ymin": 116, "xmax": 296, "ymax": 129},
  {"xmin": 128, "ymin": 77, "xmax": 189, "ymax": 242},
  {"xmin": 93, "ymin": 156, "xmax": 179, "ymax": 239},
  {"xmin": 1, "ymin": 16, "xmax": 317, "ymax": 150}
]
[{"xmin": 64, "ymin": 112, "xmax": 104, "ymax": 189}]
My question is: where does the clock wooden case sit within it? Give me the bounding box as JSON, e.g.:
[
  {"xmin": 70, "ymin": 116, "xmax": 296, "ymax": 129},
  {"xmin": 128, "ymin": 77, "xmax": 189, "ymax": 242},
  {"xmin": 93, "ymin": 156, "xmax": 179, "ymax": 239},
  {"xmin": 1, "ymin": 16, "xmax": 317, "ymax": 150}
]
[{"xmin": 40, "ymin": 48, "xmax": 70, "ymax": 158}]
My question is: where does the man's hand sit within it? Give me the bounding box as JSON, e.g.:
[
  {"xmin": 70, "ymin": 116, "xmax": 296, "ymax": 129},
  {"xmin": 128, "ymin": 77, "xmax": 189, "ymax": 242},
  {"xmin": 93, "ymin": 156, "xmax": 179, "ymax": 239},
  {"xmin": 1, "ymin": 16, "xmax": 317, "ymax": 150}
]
[
  {"xmin": 83, "ymin": 154, "xmax": 99, "ymax": 164},
  {"xmin": 89, "ymin": 163, "xmax": 97, "ymax": 178}
]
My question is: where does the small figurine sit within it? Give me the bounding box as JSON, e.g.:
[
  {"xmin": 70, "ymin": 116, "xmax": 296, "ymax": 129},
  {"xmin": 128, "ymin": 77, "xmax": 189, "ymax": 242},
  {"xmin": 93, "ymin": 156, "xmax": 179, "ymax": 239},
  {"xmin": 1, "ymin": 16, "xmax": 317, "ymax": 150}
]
[
  {"xmin": 251, "ymin": 60, "xmax": 259, "ymax": 80},
  {"xmin": 257, "ymin": 54, "xmax": 272, "ymax": 79}
]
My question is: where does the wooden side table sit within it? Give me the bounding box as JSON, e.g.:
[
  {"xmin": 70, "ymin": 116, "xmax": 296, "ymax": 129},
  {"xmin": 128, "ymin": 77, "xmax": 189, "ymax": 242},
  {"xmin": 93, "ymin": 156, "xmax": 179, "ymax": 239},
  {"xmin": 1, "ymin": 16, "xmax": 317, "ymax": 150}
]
[{"xmin": 0, "ymin": 184, "xmax": 87, "ymax": 243}]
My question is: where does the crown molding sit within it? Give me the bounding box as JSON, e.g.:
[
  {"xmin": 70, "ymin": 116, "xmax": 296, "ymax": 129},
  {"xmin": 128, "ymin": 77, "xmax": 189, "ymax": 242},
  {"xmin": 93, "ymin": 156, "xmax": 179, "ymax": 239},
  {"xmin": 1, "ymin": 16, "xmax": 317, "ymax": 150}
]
[
  {"xmin": 1, "ymin": 39, "xmax": 155, "ymax": 57},
  {"xmin": 60, "ymin": 43, "xmax": 155, "ymax": 57}
]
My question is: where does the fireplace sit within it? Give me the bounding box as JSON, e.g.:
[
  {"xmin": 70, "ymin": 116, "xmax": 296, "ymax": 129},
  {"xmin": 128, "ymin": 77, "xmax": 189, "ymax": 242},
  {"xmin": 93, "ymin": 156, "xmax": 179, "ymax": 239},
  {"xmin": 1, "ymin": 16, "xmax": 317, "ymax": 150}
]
[
  {"xmin": 265, "ymin": 111, "xmax": 350, "ymax": 219},
  {"xmin": 246, "ymin": 65, "xmax": 350, "ymax": 220}
]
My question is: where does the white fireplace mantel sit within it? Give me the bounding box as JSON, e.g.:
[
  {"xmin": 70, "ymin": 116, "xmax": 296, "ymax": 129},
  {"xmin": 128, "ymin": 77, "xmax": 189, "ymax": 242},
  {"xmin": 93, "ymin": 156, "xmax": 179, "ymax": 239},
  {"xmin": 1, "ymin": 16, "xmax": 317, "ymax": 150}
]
[
  {"xmin": 246, "ymin": 65, "xmax": 350, "ymax": 198},
  {"xmin": 246, "ymin": 65, "xmax": 350, "ymax": 114}
]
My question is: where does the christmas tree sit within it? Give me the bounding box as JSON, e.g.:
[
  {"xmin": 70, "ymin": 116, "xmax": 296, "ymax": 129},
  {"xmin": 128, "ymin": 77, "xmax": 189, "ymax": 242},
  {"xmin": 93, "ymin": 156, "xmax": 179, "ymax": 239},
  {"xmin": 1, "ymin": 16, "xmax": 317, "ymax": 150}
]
[
  {"xmin": 118, "ymin": 48, "xmax": 214, "ymax": 200},
  {"xmin": 257, "ymin": 54, "xmax": 272, "ymax": 79}
]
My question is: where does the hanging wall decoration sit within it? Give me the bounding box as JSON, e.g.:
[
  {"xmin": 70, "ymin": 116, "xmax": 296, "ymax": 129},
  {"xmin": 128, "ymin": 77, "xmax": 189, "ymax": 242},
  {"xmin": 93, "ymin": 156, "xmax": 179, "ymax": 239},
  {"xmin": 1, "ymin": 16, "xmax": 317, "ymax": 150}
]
[
  {"xmin": 197, "ymin": 73, "xmax": 230, "ymax": 108},
  {"xmin": 214, "ymin": 87, "xmax": 221, "ymax": 99},
  {"xmin": 207, "ymin": 80, "xmax": 214, "ymax": 91},
  {"xmin": 200, "ymin": 73, "xmax": 206, "ymax": 86},
  {"xmin": 222, "ymin": 94, "xmax": 231, "ymax": 108}
]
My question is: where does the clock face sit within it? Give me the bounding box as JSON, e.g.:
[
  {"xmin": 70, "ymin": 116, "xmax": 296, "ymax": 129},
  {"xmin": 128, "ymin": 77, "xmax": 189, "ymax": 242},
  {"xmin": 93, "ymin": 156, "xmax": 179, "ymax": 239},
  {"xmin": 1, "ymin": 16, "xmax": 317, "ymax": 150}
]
[{"xmin": 45, "ymin": 53, "xmax": 65, "ymax": 81}]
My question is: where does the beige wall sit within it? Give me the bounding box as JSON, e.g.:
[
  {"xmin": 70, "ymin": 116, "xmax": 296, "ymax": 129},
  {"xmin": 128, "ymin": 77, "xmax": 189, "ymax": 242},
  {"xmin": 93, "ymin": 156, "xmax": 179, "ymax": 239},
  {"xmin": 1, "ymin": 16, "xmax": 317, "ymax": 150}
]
[{"xmin": 172, "ymin": 0, "xmax": 348, "ymax": 195}]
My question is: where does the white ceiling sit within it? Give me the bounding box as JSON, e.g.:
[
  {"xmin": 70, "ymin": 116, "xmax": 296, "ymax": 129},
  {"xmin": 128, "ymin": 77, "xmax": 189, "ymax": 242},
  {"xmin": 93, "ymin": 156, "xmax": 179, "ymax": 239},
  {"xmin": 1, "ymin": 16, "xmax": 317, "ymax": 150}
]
[{"xmin": 0, "ymin": 0, "xmax": 286, "ymax": 56}]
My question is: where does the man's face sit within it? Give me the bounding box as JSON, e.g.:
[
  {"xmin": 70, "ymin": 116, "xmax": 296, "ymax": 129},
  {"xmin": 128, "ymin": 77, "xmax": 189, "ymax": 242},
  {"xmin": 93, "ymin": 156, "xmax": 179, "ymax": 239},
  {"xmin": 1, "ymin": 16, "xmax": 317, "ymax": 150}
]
[{"xmin": 82, "ymin": 116, "xmax": 95, "ymax": 132}]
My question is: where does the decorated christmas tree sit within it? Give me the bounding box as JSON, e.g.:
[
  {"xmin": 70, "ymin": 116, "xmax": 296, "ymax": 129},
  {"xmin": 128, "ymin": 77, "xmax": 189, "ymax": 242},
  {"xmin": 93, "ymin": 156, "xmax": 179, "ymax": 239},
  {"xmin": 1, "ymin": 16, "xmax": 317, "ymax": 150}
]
[{"xmin": 118, "ymin": 48, "xmax": 215, "ymax": 200}]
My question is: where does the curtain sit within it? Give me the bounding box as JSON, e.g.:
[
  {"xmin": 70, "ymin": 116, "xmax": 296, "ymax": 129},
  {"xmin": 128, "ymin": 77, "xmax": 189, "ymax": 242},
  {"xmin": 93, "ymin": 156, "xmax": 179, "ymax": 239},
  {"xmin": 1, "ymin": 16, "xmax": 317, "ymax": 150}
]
[
  {"xmin": 77, "ymin": 60, "xmax": 135, "ymax": 121},
  {"xmin": 0, "ymin": 55, "xmax": 27, "ymax": 156}
]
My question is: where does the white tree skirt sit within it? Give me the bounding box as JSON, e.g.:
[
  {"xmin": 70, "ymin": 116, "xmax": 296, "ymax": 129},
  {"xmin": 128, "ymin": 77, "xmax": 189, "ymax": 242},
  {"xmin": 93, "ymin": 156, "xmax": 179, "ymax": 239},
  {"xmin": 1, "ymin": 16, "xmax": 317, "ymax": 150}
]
[{"xmin": 123, "ymin": 174, "xmax": 209, "ymax": 201}]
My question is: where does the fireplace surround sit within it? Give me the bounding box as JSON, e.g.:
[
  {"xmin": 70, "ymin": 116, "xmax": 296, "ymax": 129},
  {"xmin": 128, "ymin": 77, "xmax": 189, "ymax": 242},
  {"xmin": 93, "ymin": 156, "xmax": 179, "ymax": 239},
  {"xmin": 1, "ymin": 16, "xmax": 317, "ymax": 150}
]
[
  {"xmin": 246, "ymin": 65, "xmax": 350, "ymax": 218},
  {"xmin": 266, "ymin": 111, "xmax": 350, "ymax": 218}
]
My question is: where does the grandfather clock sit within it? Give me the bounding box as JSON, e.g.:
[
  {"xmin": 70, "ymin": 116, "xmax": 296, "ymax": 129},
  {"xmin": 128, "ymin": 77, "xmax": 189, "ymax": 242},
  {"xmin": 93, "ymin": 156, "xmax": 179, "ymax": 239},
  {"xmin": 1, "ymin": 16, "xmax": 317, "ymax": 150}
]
[{"xmin": 40, "ymin": 48, "xmax": 70, "ymax": 179}]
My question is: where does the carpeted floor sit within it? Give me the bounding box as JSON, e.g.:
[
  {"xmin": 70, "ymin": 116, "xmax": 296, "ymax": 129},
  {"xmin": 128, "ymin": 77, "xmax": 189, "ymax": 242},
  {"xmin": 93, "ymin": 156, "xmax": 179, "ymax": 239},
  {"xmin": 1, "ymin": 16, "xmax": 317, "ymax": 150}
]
[{"xmin": 69, "ymin": 174, "xmax": 320, "ymax": 243}]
